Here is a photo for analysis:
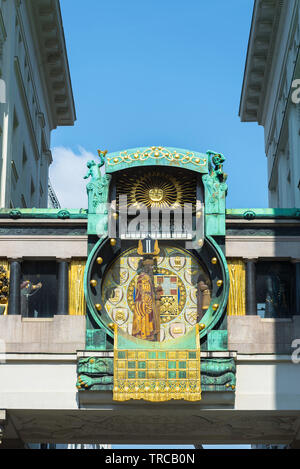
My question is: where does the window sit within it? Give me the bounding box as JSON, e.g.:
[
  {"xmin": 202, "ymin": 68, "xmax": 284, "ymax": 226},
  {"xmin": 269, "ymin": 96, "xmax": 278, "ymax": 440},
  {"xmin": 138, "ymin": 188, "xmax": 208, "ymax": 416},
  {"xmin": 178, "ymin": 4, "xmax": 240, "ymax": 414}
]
[
  {"xmin": 21, "ymin": 194, "xmax": 27, "ymax": 208},
  {"xmin": 22, "ymin": 146, "xmax": 27, "ymax": 167},
  {"xmin": 256, "ymin": 261, "xmax": 293, "ymax": 318},
  {"xmin": 13, "ymin": 109, "xmax": 19, "ymax": 132},
  {"xmin": 20, "ymin": 261, "xmax": 58, "ymax": 318},
  {"xmin": 30, "ymin": 177, "xmax": 35, "ymax": 196},
  {"xmin": 11, "ymin": 160, "xmax": 19, "ymax": 191}
]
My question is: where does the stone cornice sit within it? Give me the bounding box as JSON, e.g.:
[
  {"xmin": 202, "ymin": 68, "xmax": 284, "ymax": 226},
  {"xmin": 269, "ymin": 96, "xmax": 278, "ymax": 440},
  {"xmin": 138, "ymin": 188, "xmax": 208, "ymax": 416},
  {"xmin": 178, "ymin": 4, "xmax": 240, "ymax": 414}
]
[
  {"xmin": 226, "ymin": 234, "xmax": 300, "ymax": 259},
  {"xmin": 239, "ymin": 0, "xmax": 284, "ymax": 124},
  {"xmin": 0, "ymin": 235, "xmax": 88, "ymax": 258},
  {"xmin": 25, "ymin": 0, "xmax": 76, "ymax": 129}
]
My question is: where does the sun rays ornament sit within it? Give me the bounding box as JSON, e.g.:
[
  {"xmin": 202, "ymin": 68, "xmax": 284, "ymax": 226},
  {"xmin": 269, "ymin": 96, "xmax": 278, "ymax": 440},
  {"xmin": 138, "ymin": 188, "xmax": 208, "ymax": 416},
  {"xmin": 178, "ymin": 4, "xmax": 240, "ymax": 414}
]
[{"xmin": 117, "ymin": 170, "xmax": 196, "ymax": 209}]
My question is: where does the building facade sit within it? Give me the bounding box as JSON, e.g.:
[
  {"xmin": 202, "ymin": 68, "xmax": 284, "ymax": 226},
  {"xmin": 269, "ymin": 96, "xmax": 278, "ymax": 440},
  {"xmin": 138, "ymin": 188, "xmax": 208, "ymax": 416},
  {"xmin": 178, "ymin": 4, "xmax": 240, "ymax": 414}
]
[
  {"xmin": 1, "ymin": 0, "xmax": 300, "ymax": 450},
  {"xmin": 0, "ymin": 0, "xmax": 75, "ymax": 209},
  {"xmin": 240, "ymin": 0, "xmax": 300, "ymax": 208}
]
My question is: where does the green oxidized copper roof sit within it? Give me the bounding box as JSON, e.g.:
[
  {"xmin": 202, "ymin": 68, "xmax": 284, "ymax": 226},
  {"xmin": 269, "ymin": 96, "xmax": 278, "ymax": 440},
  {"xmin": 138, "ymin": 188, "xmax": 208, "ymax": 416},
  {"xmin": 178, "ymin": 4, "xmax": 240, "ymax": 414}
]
[
  {"xmin": 0, "ymin": 208, "xmax": 88, "ymax": 219},
  {"xmin": 105, "ymin": 146, "xmax": 209, "ymax": 174},
  {"xmin": 1, "ymin": 208, "xmax": 299, "ymax": 221},
  {"xmin": 226, "ymin": 208, "xmax": 300, "ymax": 219}
]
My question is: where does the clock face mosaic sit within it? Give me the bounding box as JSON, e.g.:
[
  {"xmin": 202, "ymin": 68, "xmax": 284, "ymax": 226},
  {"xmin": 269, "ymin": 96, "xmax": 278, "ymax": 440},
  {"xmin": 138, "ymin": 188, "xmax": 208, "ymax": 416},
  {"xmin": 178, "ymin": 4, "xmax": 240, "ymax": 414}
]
[{"xmin": 101, "ymin": 246, "xmax": 211, "ymax": 343}]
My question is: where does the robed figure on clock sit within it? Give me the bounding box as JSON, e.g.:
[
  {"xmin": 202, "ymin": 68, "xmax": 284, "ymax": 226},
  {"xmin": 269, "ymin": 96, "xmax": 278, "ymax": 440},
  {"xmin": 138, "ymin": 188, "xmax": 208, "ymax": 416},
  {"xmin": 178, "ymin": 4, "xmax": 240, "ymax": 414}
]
[{"xmin": 132, "ymin": 258, "xmax": 162, "ymax": 342}]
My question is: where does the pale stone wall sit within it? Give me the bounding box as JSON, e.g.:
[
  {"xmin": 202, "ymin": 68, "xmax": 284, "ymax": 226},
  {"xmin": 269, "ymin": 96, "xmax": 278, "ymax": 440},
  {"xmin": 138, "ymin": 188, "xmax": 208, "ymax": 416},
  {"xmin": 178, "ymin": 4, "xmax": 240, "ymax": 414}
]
[
  {"xmin": 226, "ymin": 235, "xmax": 300, "ymax": 258},
  {"xmin": 0, "ymin": 315, "xmax": 86, "ymax": 353},
  {"xmin": 0, "ymin": 313, "xmax": 297, "ymax": 356},
  {"xmin": 0, "ymin": 234, "xmax": 88, "ymax": 259},
  {"xmin": 228, "ymin": 315, "xmax": 300, "ymax": 354}
]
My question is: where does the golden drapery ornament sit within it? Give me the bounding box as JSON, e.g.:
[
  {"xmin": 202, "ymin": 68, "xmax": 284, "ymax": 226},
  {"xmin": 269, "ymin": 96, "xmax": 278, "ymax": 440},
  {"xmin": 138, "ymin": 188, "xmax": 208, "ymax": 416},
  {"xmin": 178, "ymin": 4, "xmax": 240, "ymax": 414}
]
[
  {"xmin": 227, "ymin": 258, "xmax": 246, "ymax": 316},
  {"xmin": 69, "ymin": 259, "xmax": 86, "ymax": 316},
  {"xmin": 113, "ymin": 325, "xmax": 201, "ymax": 402},
  {"xmin": 0, "ymin": 259, "xmax": 9, "ymax": 315}
]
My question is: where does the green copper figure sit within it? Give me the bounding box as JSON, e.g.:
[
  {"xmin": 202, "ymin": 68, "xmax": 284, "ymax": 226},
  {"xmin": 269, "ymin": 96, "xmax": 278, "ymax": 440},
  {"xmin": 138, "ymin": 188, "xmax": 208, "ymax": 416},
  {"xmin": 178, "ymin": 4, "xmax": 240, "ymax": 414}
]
[
  {"xmin": 202, "ymin": 150, "xmax": 228, "ymax": 236},
  {"xmin": 84, "ymin": 150, "xmax": 111, "ymax": 214},
  {"xmin": 208, "ymin": 151, "xmax": 227, "ymax": 183},
  {"xmin": 76, "ymin": 357, "xmax": 235, "ymax": 391}
]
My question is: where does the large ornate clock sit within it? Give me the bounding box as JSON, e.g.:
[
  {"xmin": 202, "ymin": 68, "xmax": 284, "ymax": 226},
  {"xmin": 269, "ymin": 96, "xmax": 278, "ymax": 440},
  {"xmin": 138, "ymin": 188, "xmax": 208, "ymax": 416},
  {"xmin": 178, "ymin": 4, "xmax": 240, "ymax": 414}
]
[
  {"xmin": 81, "ymin": 146, "xmax": 231, "ymax": 402},
  {"xmin": 86, "ymin": 237, "xmax": 228, "ymax": 343}
]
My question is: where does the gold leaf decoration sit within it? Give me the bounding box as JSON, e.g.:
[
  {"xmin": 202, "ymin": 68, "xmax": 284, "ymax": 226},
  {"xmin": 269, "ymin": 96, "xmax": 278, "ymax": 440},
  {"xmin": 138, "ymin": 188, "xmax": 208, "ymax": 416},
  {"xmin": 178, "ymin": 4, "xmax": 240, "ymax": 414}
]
[
  {"xmin": 69, "ymin": 259, "xmax": 86, "ymax": 316},
  {"xmin": 227, "ymin": 258, "xmax": 246, "ymax": 316},
  {"xmin": 0, "ymin": 261, "xmax": 9, "ymax": 315},
  {"xmin": 117, "ymin": 169, "xmax": 196, "ymax": 209}
]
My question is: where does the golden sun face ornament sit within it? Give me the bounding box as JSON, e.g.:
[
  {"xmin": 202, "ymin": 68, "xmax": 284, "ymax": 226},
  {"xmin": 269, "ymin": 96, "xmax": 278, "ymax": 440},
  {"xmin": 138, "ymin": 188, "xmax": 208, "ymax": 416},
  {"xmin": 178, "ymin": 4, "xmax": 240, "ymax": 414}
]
[
  {"xmin": 148, "ymin": 188, "xmax": 164, "ymax": 203},
  {"xmin": 117, "ymin": 170, "xmax": 196, "ymax": 209}
]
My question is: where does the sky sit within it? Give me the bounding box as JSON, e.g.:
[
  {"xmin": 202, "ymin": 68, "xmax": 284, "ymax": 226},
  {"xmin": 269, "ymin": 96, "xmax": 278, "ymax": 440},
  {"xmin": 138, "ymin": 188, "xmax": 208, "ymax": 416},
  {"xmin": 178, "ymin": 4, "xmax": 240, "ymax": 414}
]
[{"xmin": 50, "ymin": 0, "xmax": 268, "ymax": 210}]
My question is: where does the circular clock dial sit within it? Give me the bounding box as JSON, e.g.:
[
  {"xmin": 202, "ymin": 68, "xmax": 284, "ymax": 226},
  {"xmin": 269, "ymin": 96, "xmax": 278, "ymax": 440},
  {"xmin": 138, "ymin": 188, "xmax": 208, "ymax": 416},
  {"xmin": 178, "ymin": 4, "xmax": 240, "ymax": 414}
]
[{"xmin": 101, "ymin": 245, "xmax": 211, "ymax": 343}]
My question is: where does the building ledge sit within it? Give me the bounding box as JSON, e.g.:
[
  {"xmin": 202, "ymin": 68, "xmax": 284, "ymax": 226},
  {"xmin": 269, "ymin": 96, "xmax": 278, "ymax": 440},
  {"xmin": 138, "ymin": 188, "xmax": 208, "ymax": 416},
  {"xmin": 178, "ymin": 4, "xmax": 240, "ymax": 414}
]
[
  {"xmin": 26, "ymin": 0, "xmax": 76, "ymax": 129},
  {"xmin": 239, "ymin": 0, "xmax": 283, "ymax": 123}
]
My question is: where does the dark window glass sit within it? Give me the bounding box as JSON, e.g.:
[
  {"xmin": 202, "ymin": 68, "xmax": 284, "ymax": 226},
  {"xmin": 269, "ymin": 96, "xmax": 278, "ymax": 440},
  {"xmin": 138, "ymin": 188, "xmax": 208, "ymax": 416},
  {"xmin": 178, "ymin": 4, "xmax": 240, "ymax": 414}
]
[
  {"xmin": 20, "ymin": 261, "xmax": 58, "ymax": 318},
  {"xmin": 256, "ymin": 262, "xmax": 292, "ymax": 318}
]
